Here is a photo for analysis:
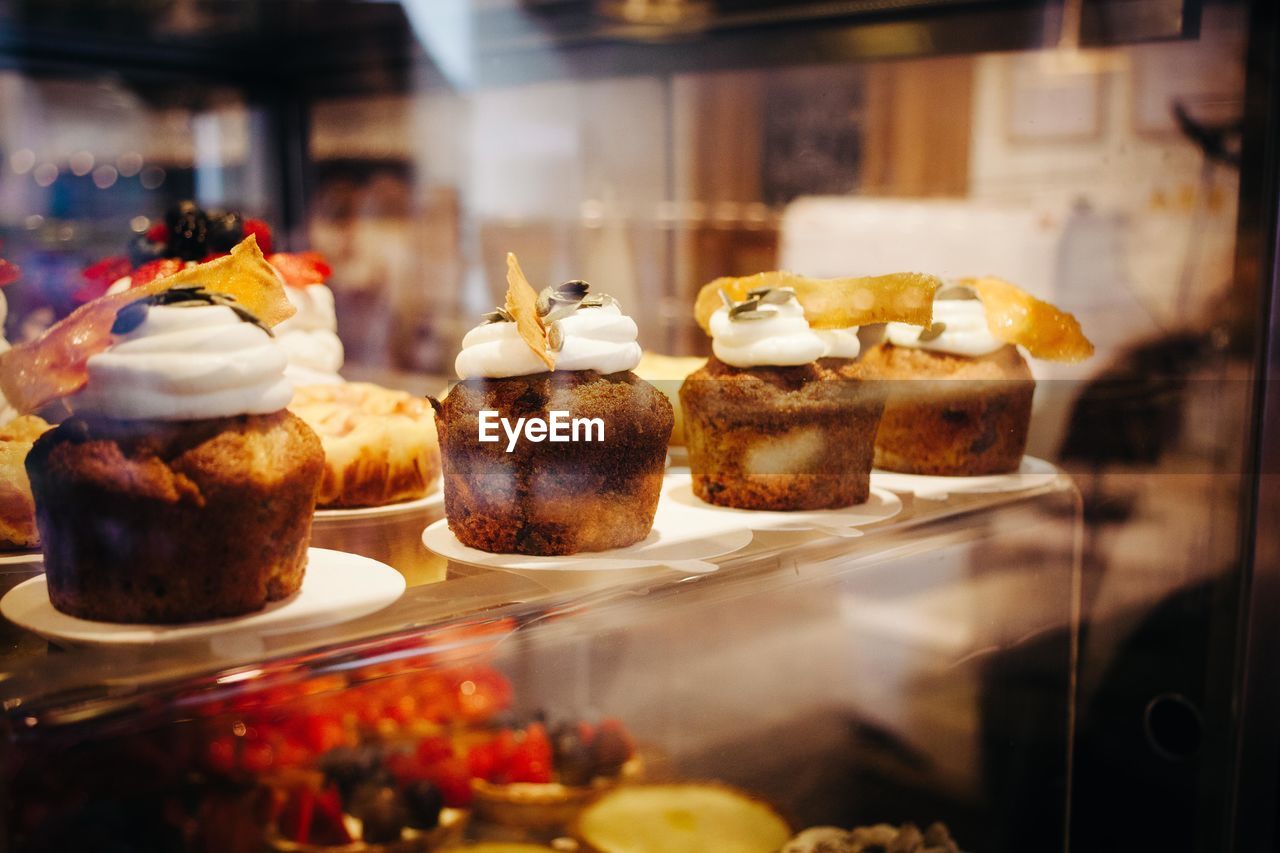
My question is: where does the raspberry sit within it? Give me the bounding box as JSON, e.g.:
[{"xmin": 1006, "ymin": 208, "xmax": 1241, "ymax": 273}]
[
  {"xmin": 242, "ymin": 218, "xmax": 273, "ymax": 255},
  {"xmin": 415, "ymin": 735, "xmax": 453, "ymax": 766},
  {"xmin": 145, "ymin": 223, "xmax": 170, "ymax": 243},
  {"xmin": 130, "ymin": 258, "xmax": 183, "ymax": 287}
]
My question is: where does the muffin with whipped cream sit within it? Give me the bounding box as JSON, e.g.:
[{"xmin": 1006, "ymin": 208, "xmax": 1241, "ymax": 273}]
[
  {"xmin": 863, "ymin": 279, "xmax": 1093, "ymax": 476},
  {"xmin": 15, "ymin": 240, "xmax": 324, "ymax": 623},
  {"xmin": 679, "ymin": 271, "xmax": 939, "ymax": 511},
  {"xmin": 432, "ymin": 254, "xmax": 672, "ymax": 555}
]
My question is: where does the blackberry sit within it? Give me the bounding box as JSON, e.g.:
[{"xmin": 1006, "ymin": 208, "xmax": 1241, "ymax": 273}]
[
  {"xmin": 165, "ymin": 200, "xmax": 209, "ymax": 260},
  {"xmin": 205, "ymin": 209, "xmax": 244, "ymax": 253}
]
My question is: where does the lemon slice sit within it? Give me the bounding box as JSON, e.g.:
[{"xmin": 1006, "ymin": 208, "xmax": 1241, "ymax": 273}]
[
  {"xmin": 695, "ymin": 271, "xmax": 939, "ymax": 333},
  {"xmin": 966, "ymin": 276, "xmax": 1094, "ymax": 362},
  {"xmin": 574, "ymin": 783, "xmax": 791, "ymax": 853}
]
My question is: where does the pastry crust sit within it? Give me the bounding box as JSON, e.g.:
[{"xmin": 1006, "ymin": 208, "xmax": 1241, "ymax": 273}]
[
  {"xmin": 861, "ymin": 342, "xmax": 1034, "ymax": 475},
  {"xmin": 0, "ymin": 415, "xmax": 49, "ymax": 548},
  {"xmin": 27, "ymin": 411, "xmax": 323, "ymax": 623},
  {"xmin": 435, "ymin": 371, "xmax": 673, "ymax": 555},
  {"xmin": 291, "ymin": 382, "xmax": 441, "ymax": 508},
  {"xmin": 680, "ymin": 356, "xmax": 885, "ymax": 511}
]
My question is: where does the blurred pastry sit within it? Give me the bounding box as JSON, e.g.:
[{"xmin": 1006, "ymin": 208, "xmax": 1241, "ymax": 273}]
[
  {"xmin": 0, "ymin": 415, "xmax": 49, "ymax": 549},
  {"xmin": 434, "ymin": 254, "xmax": 672, "ymax": 556},
  {"xmin": 7, "ymin": 238, "xmax": 324, "ymax": 623},
  {"xmin": 634, "ymin": 352, "xmax": 703, "ymax": 447},
  {"xmin": 865, "ymin": 278, "xmax": 1092, "ymax": 476},
  {"xmin": 291, "ymin": 382, "xmax": 440, "ymax": 508},
  {"xmin": 681, "ymin": 271, "xmax": 939, "ymax": 511},
  {"xmin": 781, "ymin": 821, "xmax": 960, "ymax": 853},
  {"xmin": 572, "ymin": 783, "xmax": 791, "ymax": 853}
]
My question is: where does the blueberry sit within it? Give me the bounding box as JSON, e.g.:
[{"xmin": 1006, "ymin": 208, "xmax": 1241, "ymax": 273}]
[
  {"xmin": 205, "ymin": 209, "xmax": 243, "ymax": 253},
  {"xmin": 552, "ymin": 725, "xmax": 594, "ymax": 786},
  {"xmin": 590, "ymin": 728, "xmax": 631, "ymax": 778},
  {"xmin": 166, "ymin": 200, "xmax": 209, "ymax": 260},
  {"xmin": 402, "ymin": 779, "xmax": 444, "ymax": 830},
  {"xmin": 318, "ymin": 745, "xmax": 389, "ymax": 804},
  {"xmin": 348, "ymin": 785, "xmax": 406, "ymax": 844},
  {"xmin": 127, "ymin": 233, "xmax": 168, "ymax": 267}
]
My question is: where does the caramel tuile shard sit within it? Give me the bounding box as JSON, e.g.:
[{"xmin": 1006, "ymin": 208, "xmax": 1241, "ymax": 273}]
[
  {"xmin": 505, "ymin": 253, "xmax": 554, "ymax": 371},
  {"xmin": 966, "ymin": 276, "xmax": 1094, "ymax": 362},
  {"xmin": 695, "ymin": 271, "xmax": 939, "ymax": 333}
]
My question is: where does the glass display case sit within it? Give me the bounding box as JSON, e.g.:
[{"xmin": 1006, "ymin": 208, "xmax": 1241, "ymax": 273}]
[{"xmin": 0, "ymin": 1, "xmax": 1277, "ymax": 851}]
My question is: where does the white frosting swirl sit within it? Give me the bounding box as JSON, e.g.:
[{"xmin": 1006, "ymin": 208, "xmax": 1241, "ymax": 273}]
[
  {"xmin": 455, "ymin": 302, "xmax": 642, "ymax": 379},
  {"xmin": 885, "ymin": 297, "xmax": 1004, "ymax": 357},
  {"xmin": 276, "ymin": 284, "xmax": 344, "ymax": 385},
  {"xmin": 70, "ymin": 304, "xmax": 293, "ymax": 420},
  {"xmin": 709, "ymin": 294, "xmax": 860, "ymax": 367},
  {"xmin": 0, "ymin": 291, "xmax": 14, "ymax": 425}
]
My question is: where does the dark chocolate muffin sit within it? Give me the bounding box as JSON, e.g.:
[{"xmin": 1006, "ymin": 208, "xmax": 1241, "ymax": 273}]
[
  {"xmin": 861, "ymin": 342, "xmax": 1034, "ymax": 475},
  {"xmin": 434, "ymin": 370, "xmax": 673, "ymax": 555},
  {"xmin": 27, "ymin": 410, "xmax": 323, "ymax": 623},
  {"xmin": 679, "ymin": 356, "xmax": 886, "ymax": 511}
]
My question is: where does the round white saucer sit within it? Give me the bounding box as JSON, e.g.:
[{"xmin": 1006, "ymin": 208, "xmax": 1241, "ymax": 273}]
[
  {"xmin": 314, "ymin": 487, "xmax": 443, "ymax": 520},
  {"xmin": 0, "ymin": 547, "xmax": 404, "ymax": 646},
  {"xmin": 870, "ymin": 455, "xmax": 1060, "ymax": 500}
]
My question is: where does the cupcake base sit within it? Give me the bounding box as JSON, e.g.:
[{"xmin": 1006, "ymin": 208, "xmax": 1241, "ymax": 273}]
[
  {"xmin": 861, "ymin": 342, "xmax": 1034, "ymax": 476},
  {"xmin": 27, "ymin": 411, "xmax": 324, "ymax": 623},
  {"xmin": 680, "ymin": 357, "xmax": 885, "ymax": 511},
  {"xmin": 434, "ymin": 370, "xmax": 673, "ymax": 556}
]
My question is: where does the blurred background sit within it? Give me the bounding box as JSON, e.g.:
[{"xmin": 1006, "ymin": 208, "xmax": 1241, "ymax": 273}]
[{"xmin": 0, "ymin": 1, "xmax": 1270, "ymax": 848}]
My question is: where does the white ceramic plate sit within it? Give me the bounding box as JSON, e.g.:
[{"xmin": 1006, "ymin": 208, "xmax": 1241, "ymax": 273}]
[
  {"xmin": 314, "ymin": 487, "xmax": 443, "ymax": 520},
  {"xmin": 870, "ymin": 455, "xmax": 1060, "ymax": 500},
  {"xmin": 0, "ymin": 548, "xmax": 404, "ymax": 646},
  {"xmin": 421, "ymin": 487, "xmax": 754, "ymax": 575},
  {"xmin": 661, "ymin": 472, "xmax": 902, "ymax": 538}
]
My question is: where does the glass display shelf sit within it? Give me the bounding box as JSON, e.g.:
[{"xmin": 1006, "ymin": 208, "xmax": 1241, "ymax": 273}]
[{"xmin": 0, "ymin": 463, "xmax": 1081, "ymax": 733}]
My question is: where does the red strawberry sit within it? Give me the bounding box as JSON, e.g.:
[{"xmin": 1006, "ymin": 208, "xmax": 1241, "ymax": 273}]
[
  {"xmin": 0, "ymin": 258, "xmax": 21, "ymax": 288},
  {"xmin": 466, "ymin": 741, "xmax": 500, "ymax": 782},
  {"xmin": 506, "ymin": 740, "xmax": 552, "ymax": 784},
  {"xmin": 415, "ymin": 735, "xmax": 453, "ymax": 766},
  {"xmin": 145, "ymin": 222, "xmax": 170, "ymax": 243},
  {"xmin": 242, "ymin": 218, "xmax": 273, "ymax": 255},
  {"xmin": 73, "ymin": 256, "xmax": 132, "ymax": 303},
  {"xmin": 131, "ymin": 258, "xmax": 184, "ymax": 287},
  {"xmin": 427, "ymin": 757, "xmax": 473, "ymax": 808},
  {"xmin": 268, "ymin": 251, "xmax": 331, "ymax": 287}
]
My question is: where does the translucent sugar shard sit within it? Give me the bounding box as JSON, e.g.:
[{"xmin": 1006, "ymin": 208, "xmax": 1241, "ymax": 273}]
[
  {"xmin": 0, "ymin": 235, "xmax": 294, "ymax": 414},
  {"xmin": 505, "ymin": 253, "xmax": 555, "ymax": 370},
  {"xmin": 966, "ymin": 276, "xmax": 1094, "ymax": 362},
  {"xmin": 694, "ymin": 271, "xmax": 940, "ymax": 333}
]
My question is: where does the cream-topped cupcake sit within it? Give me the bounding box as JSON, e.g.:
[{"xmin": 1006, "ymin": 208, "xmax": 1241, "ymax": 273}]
[
  {"xmin": 11, "ymin": 240, "xmax": 325, "ymax": 623},
  {"xmin": 433, "ymin": 254, "xmax": 672, "ymax": 556},
  {"xmin": 863, "ymin": 280, "xmax": 1092, "ymax": 476}
]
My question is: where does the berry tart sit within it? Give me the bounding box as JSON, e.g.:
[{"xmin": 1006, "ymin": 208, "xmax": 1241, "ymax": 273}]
[
  {"xmin": 680, "ymin": 271, "xmax": 939, "ymax": 511},
  {"xmin": 465, "ymin": 718, "xmax": 642, "ymax": 831},
  {"xmin": 433, "ymin": 254, "xmax": 672, "ymax": 555},
  {"xmin": 862, "ymin": 277, "xmax": 1093, "ymax": 475},
  {"xmin": 2, "ymin": 238, "xmax": 324, "ymax": 623},
  {"xmin": 77, "ymin": 200, "xmax": 344, "ymax": 385}
]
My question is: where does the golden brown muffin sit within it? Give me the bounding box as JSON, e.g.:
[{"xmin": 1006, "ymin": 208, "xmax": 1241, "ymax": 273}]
[
  {"xmin": 861, "ymin": 341, "xmax": 1034, "ymax": 476},
  {"xmin": 290, "ymin": 381, "xmax": 441, "ymax": 508},
  {"xmin": 633, "ymin": 353, "xmax": 705, "ymax": 448},
  {"xmin": 680, "ymin": 356, "xmax": 886, "ymax": 511},
  {"xmin": 433, "ymin": 371, "xmax": 673, "ymax": 555},
  {"xmin": 0, "ymin": 415, "xmax": 49, "ymax": 548},
  {"xmin": 27, "ymin": 411, "xmax": 324, "ymax": 623}
]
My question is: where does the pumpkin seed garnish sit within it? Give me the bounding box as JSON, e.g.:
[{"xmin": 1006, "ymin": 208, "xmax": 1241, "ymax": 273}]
[
  {"xmin": 917, "ymin": 322, "xmax": 948, "ymax": 342},
  {"xmin": 480, "ymin": 307, "xmax": 515, "ymax": 325},
  {"xmin": 547, "ymin": 322, "xmax": 565, "ymax": 352},
  {"xmin": 111, "ymin": 284, "xmax": 272, "ymax": 336},
  {"xmin": 723, "ymin": 286, "xmax": 798, "ymax": 321},
  {"xmin": 537, "ymin": 279, "xmax": 595, "ymax": 324}
]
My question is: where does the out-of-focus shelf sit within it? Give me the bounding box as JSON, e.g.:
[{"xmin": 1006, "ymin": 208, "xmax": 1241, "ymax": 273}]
[{"xmin": 0, "ymin": 465, "xmax": 1080, "ymax": 738}]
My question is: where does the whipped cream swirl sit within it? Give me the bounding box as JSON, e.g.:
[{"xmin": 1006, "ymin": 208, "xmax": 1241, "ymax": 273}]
[
  {"xmin": 456, "ymin": 302, "xmax": 642, "ymax": 379},
  {"xmin": 276, "ymin": 283, "xmax": 344, "ymax": 385},
  {"xmin": 0, "ymin": 291, "xmax": 14, "ymax": 425},
  {"xmin": 71, "ymin": 304, "xmax": 293, "ymax": 420},
  {"xmin": 710, "ymin": 291, "xmax": 860, "ymax": 367},
  {"xmin": 885, "ymin": 296, "xmax": 1003, "ymax": 357}
]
